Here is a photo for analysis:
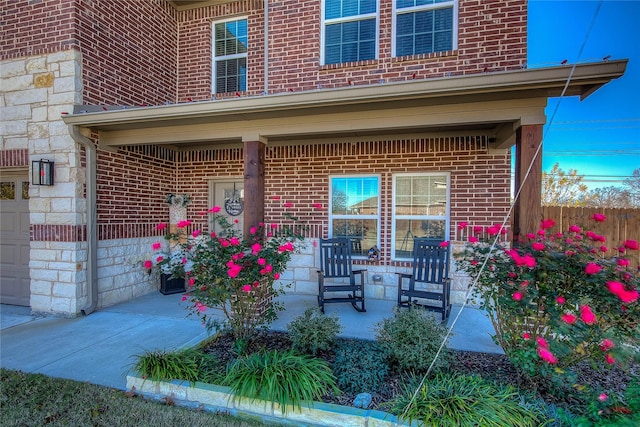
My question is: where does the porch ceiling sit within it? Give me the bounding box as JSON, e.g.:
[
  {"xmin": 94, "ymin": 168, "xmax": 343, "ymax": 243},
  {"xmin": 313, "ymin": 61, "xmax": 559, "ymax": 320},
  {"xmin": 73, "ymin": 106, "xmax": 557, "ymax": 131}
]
[{"xmin": 62, "ymin": 60, "xmax": 627, "ymax": 150}]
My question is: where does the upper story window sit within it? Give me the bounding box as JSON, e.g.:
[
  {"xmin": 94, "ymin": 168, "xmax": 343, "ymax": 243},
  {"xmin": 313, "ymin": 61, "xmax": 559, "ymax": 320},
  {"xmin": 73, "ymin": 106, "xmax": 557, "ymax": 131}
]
[
  {"xmin": 212, "ymin": 18, "xmax": 247, "ymax": 94},
  {"xmin": 329, "ymin": 175, "xmax": 380, "ymax": 257},
  {"xmin": 322, "ymin": 0, "xmax": 378, "ymax": 65},
  {"xmin": 393, "ymin": 0, "xmax": 458, "ymax": 57},
  {"xmin": 392, "ymin": 173, "xmax": 450, "ymax": 259}
]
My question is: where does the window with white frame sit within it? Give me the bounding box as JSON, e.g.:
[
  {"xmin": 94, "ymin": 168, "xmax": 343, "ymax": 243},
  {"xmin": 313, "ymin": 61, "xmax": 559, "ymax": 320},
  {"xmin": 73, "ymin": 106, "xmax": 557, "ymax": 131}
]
[
  {"xmin": 212, "ymin": 18, "xmax": 247, "ymax": 94},
  {"xmin": 392, "ymin": 173, "xmax": 449, "ymax": 259},
  {"xmin": 322, "ymin": 0, "xmax": 378, "ymax": 65},
  {"xmin": 329, "ymin": 176, "xmax": 379, "ymax": 257},
  {"xmin": 393, "ymin": 0, "xmax": 457, "ymax": 57}
]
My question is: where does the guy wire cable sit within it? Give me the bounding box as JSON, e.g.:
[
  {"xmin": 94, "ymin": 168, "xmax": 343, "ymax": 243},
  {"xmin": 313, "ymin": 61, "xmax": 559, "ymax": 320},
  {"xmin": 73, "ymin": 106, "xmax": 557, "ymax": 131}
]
[{"xmin": 396, "ymin": 1, "xmax": 604, "ymax": 424}]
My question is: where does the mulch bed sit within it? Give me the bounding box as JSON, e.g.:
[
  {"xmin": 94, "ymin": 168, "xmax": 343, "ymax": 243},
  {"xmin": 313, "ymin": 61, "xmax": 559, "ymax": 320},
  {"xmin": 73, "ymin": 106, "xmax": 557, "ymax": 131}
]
[{"xmin": 202, "ymin": 330, "xmax": 638, "ymax": 410}]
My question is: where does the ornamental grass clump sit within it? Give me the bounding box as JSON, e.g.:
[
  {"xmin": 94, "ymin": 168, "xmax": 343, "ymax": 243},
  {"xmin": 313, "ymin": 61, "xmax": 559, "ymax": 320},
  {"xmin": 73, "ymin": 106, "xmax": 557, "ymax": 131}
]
[
  {"xmin": 144, "ymin": 202, "xmax": 307, "ymax": 341},
  {"xmin": 454, "ymin": 216, "xmax": 640, "ymax": 402},
  {"xmin": 223, "ymin": 349, "xmax": 339, "ymax": 414},
  {"xmin": 385, "ymin": 373, "xmax": 545, "ymax": 427}
]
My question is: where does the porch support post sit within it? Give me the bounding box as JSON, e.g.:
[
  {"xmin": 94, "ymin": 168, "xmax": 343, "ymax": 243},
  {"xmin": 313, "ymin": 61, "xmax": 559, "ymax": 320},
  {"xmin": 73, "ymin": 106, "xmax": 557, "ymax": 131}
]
[
  {"xmin": 513, "ymin": 124, "xmax": 543, "ymax": 242},
  {"xmin": 243, "ymin": 138, "xmax": 266, "ymax": 237}
]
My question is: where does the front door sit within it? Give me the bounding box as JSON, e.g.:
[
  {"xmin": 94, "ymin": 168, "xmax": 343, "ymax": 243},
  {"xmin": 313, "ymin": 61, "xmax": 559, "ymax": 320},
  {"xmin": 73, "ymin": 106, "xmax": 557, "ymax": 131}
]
[
  {"xmin": 210, "ymin": 180, "xmax": 244, "ymax": 236},
  {"xmin": 0, "ymin": 175, "xmax": 31, "ymax": 306}
]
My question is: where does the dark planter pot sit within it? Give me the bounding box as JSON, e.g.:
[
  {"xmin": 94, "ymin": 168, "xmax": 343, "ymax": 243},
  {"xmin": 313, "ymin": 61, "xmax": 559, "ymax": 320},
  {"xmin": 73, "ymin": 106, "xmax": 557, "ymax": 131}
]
[{"xmin": 160, "ymin": 273, "xmax": 186, "ymax": 295}]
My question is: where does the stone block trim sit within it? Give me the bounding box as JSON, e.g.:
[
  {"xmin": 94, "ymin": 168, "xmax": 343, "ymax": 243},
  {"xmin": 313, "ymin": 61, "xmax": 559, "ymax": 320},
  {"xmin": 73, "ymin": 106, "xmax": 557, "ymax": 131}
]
[
  {"xmin": 126, "ymin": 374, "xmax": 408, "ymax": 427},
  {"xmin": 0, "ymin": 149, "xmax": 29, "ymax": 167}
]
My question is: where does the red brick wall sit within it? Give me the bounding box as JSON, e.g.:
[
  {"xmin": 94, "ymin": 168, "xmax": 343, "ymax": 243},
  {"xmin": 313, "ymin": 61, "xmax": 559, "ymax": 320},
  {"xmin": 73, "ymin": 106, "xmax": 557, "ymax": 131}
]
[
  {"xmin": 177, "ymin": 0, "xmax": 527, "ymax": 100},
  {"xmin": 0, "ymin": 149, "xmax": 29, "ymax": 167},
  {"xmin": 96, "ymin": 145, "xmax": 178, "ymax": 239},
  {"xmin": 75, "ymin": 0, "xmax": 178, "ymax": 105},
  {"xmin": 105, "ymin": 137, "xmax": 510, "ymax": 260},
  {"xmin": 1, "ymin": 0, "xmax": 76, "ymax": 60}
]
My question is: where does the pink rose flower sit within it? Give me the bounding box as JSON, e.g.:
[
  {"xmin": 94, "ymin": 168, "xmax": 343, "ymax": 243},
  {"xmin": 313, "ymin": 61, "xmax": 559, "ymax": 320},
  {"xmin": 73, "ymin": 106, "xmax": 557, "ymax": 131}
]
[
  {"xmin": 209, "ymin": 206, "xmax": 221, "ymax": 213},
  {"xmin": 457, "ymin": 221, "xmax": 468, "ymax": 230},
  {"xmin": 522, "ymin": 333, "xmax": 530, "ymax": 340},
  {"xmin": 537, "ymin": 347, "xmax": 558, "ymax": 364},
  {"xmin": 257, "ymin": 258, "xmax": 267, "ymax": 265},
  {"xmin": 579, "ymin": 305, "xmax": 597, "ymax": 325},
  {"xmin": 144, "ymin": 260, "xmax": 153, "ymax": 270},
  {"xmin": 512, "ymin": 291, "xmax": 523, "ymax": 301},
  {"xmin": 605, "ymin": 354, "xmax": 615, "ymax": 365},
  {"xmin": 157, "ymin": 223, "xmax": 167, "ymax": 231},
  {"xmin": 439, "ymin": 241, "xmax": 450, "ymax": 247},
  {"xmin": 192, "ymin": 229, "xmax": 201, "ymax": 238},
  {"xmin": 532, "ymin": 242, "xmax": 545, "ymax": 251},
  {"xmin": 540, "ymin": 219, "xmax": 555, "ymax": 229},
  {"xmin": 313, "ymin": 203, "xmax": 323, "ymax": 210},
  {"xmin": 556, "ymin": 296, "xmax": 565, "ymax": 304},
  {"xmin": 242, "ymin": 284, "xmax": 252, "ymax": 293},
  {"xmin": 600, "ymin": 339, "xmax": 615, "ymax": 352},
  {"xmin": 561, "ymin": 313, "xmax": 577, "ymax": 324},
  {"xmin": 598, "ymin": 393, "xmax": 608, "ymax": 402},
  {"xmin": 152, "ymin": 242, "xmax": 162, "ymax": 251},
  {"xmin": 468, "ymin": 236, "xmax": 479, "ymax": 243},
  {"xmin": 592, "ymin": 213, "xmax": 606, "ymax": 222},
  {"xmin": 623, "ymin": 239, "xmax": 639, "ymax": 250},
  {"xmin": 568, "ymin": 225, "xmax": 581, "ymax": 233},
  {"xmin": 617, "ymin": 258, "xmax": 630, "ymax": 267},
  {"xmin": 584, "ymin": 263, "xmax": 602, "ymax": 275}
]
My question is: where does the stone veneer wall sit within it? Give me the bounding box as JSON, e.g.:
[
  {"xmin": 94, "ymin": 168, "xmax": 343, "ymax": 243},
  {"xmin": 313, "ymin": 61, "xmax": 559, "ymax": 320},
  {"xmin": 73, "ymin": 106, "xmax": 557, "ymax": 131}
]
[{"xmin": 1, "ymin": 50, "xmax": 87, "ymax": 314}]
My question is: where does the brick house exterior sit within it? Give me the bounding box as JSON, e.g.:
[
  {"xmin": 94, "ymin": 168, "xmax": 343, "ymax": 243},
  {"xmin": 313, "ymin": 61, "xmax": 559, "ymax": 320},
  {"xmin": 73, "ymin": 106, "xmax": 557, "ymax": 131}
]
[{"xmin": 1, "ymin": 0, "xmax": 626, "ymax": 316}]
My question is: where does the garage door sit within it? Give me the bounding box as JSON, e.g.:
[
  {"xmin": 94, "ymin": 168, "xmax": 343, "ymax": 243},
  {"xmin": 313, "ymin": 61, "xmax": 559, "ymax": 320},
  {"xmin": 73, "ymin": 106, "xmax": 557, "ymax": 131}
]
[{"xmin": 0, "ymin": 175, "xmax": 31, "ymax": 306}]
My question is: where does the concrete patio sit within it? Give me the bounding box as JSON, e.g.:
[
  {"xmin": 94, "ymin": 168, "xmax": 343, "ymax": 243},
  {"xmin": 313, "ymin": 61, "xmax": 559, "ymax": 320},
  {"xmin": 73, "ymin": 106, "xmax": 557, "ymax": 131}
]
[{"xmin": 1, "ymin": 291, "xmax": 501, "ymax": 391}]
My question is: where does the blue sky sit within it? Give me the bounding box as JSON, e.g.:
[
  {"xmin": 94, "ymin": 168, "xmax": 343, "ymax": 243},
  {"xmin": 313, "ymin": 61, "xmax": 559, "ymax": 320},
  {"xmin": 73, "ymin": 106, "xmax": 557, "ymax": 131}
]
[{"xmin": 528, "ymin": 0, "xmax": 640, "ymax": 189}]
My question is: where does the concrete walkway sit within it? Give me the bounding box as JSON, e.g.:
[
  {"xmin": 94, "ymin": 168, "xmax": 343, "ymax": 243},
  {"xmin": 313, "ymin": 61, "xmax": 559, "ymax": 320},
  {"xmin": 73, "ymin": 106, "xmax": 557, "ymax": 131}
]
[{"xmin": 1, "ymin": 292, "xmax": 501, "ymax": 391}]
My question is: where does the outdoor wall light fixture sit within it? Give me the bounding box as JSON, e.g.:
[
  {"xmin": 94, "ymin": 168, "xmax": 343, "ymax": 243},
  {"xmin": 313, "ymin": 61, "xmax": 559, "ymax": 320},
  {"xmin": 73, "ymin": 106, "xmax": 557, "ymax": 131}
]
[{"xmin": 31, "ymin": 159, "xmax": 54, "ymax": 186}]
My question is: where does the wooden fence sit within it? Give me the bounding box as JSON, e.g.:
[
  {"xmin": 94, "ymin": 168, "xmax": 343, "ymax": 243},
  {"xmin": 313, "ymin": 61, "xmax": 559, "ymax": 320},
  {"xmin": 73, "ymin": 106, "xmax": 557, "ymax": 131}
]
[{"xmin": 542, "ymin": 206, "xmax": 640, "ymax": 268}]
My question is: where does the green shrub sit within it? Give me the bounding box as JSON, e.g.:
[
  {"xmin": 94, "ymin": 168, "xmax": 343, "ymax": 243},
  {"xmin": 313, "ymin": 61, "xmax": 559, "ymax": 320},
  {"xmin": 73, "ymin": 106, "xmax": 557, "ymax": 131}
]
[
  {"xmin": 385, "ymin": 373, "xmax": 545, "ymax": 427},
  {"xmin": 133, "ymin": 348, "xmax": 223, "ymax": 385},
  {"xmin": 332, "ymin": 339, "xmax": 388, "ymax": 394},
  {"xmin": 374, "ymin": 307, "xmax": 451, "ymax": 373},
  {"xmin": 223, "ymin": 349, "xmax": 339, "ymax": 414},
  {"xmin": 287, "ymin": 306, "xmax": 342, "ymax": 355}
]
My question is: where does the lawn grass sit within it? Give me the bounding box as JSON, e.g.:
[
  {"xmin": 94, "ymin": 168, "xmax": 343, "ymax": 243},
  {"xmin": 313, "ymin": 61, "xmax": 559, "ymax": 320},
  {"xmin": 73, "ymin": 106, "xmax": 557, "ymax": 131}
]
[{"xmin": 0, "ymin": 368, "xmax": 280, "ymax": 427}]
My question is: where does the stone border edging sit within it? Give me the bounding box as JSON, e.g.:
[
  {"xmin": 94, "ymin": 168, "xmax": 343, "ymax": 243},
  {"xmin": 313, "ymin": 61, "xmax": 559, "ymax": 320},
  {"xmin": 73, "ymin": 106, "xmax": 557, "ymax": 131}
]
[{"xmin": 126, "ymin": 374, "xmax": 414, "ymax": 426}]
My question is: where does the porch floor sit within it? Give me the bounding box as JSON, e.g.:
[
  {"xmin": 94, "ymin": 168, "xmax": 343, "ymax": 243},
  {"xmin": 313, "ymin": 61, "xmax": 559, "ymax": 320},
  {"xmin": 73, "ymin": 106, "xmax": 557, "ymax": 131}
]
[{"xmin": 0, "ymin": 291, "xmax": 501, "ymax": 391}]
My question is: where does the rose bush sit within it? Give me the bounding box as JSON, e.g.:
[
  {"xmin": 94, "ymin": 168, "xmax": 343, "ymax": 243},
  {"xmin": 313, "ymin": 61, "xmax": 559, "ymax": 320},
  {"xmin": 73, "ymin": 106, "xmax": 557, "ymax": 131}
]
[
  {"xmin": 455, "ymin": 215, "xmax": 639, "ymax": 398},
  {"xmin": 145, "ymin": 204, "xmax": 306, "ymax": 341}
]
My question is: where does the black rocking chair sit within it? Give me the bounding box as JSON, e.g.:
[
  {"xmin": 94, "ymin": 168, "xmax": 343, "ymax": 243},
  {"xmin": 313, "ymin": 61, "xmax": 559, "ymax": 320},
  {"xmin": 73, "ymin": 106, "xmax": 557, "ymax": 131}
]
[
  {"xmin": 317, "ymin": 238, "xmax": 366, "ymax": 313},
  {"xmin": 397, "ymin": 238, "xmax": 452, "ymax": 321}
]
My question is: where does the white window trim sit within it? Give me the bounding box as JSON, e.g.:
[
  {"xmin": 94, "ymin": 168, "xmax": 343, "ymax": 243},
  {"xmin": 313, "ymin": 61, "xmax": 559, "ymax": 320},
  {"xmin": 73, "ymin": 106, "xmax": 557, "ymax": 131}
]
[
  {"xmin": 391, "ymin": 172, "xmax": 451, "ymax": 260},
  {"xmin": 211, "ymin": 16, "xmax": 248, "ymax": 94},
  {"xmin": 391, "ymin": 0, "xmax": 458, "ymax": 58},
  {"xmin": 320, "ymin": 0, "xmax": 380, "ymax": 66},
  {"xmin": 328, "ymin": 174, "xmax": 381, "ymax": 257}
]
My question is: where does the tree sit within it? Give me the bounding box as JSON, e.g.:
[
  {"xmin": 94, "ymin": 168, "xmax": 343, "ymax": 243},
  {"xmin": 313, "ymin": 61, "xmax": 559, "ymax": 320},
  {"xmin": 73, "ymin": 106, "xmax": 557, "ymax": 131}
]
[
  {"xmin": 622, "ymin": 168, "xmax": 640, "ymax": 207},
  {"xmin": 586, "ymin": 168, "xmax": 640, "ymax": 208},
  {"xmin": 541, "ymin": 163, "xmax": 591, "ymax": 206}
]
